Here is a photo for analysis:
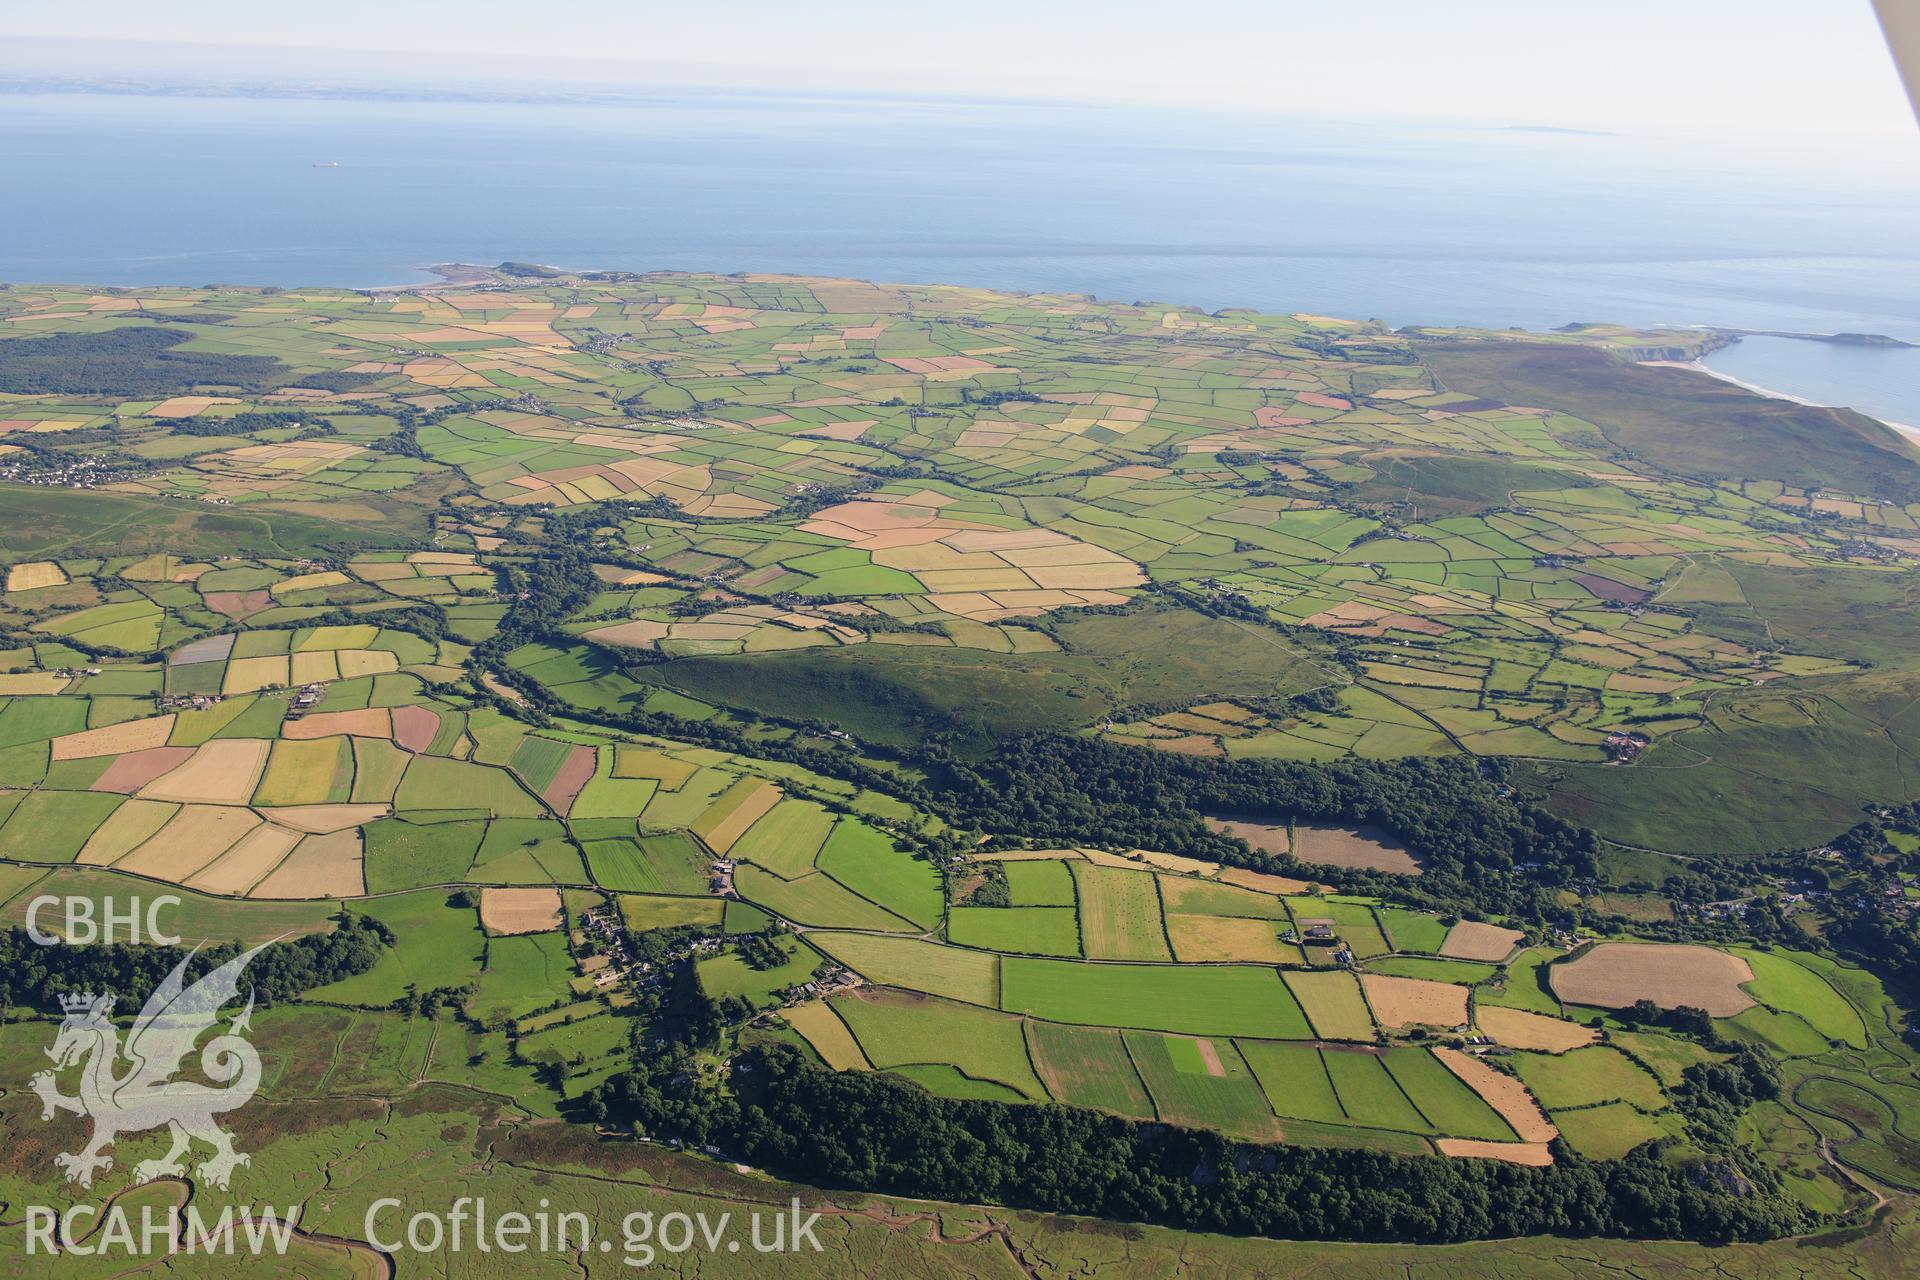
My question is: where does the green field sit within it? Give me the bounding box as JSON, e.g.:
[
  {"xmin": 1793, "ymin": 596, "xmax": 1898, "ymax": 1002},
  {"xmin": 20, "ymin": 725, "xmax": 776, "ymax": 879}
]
[
  {"xmin": 1724, "ymin": 1004, "xmax": 1837, "ymax": 1058},
  {"xmin": 1002, "ymin": 858, "xmax": 1077, "ymax": 906},
  {"xmin": 1000, "ymin": 958, "xmax": 1310, "ymax": 1038},
  {"xmin": 1283, "ymin": 970, "xmax": 1377, "ymax": 1041},
  {"xmin": 1734, "ymin": 947, "xmax": 1867, "ymax": 1048},
  {"xmin": 305, "ymin": 889, "xmax": 486, "ymax": 1006},
  {"xmin": 1237, "ymin": 1040, "xmax": 1349, "ymax": 1125},
  {"xmin": 1375, "ymin": 907, "xmax": 1451, "ymax": 954},
  {"xmin": 1123, "ymin": 1031, "xmax": 1283, "ymax": 1141},
  {"xmin": 363, "ymin": 816, "xmax": 486, "ymax": 892},
  {"xmin": 889, "ymin": 1063, "xmax": 1030, "ymax": 1103},
  {"xmin": 948, "ymin": 905, "xmax": 1081, "ymax": 956},
  {"xmin": 469, "ymin": 931, "xmax": 575, "ymax": 1022},
  {"xmin": 1609, "ymin": 1029, "xmax": 1722, "ymax": 1088},
  {"xmin": 729, "ymin": 799, "xmax": 835, "ymax": 878},
  {"xmin": 735, "ymin": 864, "xmax": 920, "ymax": 931},
  {"xmin": 1321, "ymin": 900, "xmax": 1391, "ymax": 960},
  {"xmin": 1510, "ymin": 1047, "xmax": 1666, "ymax": 1112},
  {"xmin": 810, "ymin": 932, "xmax": 1001, "ymax": 1006},
  {"xmin": 1479, "ymin": 948, "xmax": 1563, "ymax": 1014},
  {"xmin": 1072, "ymin": 864, "xmax": 1171, "ymax": 961},
  {"xmin": 1025, "ymin": 1020, "xmax": 1156, "ymax": 1119},
  {"xmin": 698, "ymin": 935, "xmax": 821, "ymax": 1008},
  {"xmin": 582, "ymin": 839, "xmax": 663, "ymax": 892},
  {"xmin": 0, "ymin": 790, "xmax": 124, "ymax": 862},
  {"xmin": 619, "ymin": 893, "xmax": 725, "ymax": 932},
  {"xmin": 834, "ymin": 991, "xmax": 1047, "ymax": 1100},
  {"xmin": 813, "ymin": 818, "xmax": 944, "ymax": 929},
  {"xmin": 1552, "ymin": 1101, "xmax": 1676, "ymax": 1160},
  {"xmin": 396, "ymin": 756, "xmax": 542, "ymax": 816},
  {"xmin": 1380, "ymin": 1048, "xmax": 1515, "ymax": 1140},
  {"xmin": 633, "ymin": 831, "xmax": 713, "ymax": 894},
  {"xmin": 1365, "ymin": 955, "xmax": 1498, "ymax": 984},
  {"xmin": 469, "ymin": 817, "xmax": 587, "ymax": 884},
  {"xmin": 1321, "ymin": 1049, "xmax": 1432, "ymax": 1133}
]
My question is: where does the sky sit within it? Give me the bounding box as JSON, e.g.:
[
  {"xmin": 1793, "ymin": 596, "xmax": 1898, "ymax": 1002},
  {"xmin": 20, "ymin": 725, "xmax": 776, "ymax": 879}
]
[{"xmin": 1, "ymin": 0, "xmax": 1914, "ymax": 143}]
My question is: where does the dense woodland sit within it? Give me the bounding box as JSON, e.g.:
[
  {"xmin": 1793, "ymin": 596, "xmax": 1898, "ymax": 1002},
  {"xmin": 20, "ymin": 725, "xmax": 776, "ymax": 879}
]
[
  {"xmin": 585, "ymin": 1044, "xmax": 1809, "ymax": 1246},
  {"xmin": 933, "ymin": 733, "xmax": 1598, "ymax": 909},
  {"xmin": 0, "ymin": 325, "xmax": 373, "ymax": 396},
  {"xmin": 0, "ymin": 914, "xmax": 390, "ymax": 1014}
]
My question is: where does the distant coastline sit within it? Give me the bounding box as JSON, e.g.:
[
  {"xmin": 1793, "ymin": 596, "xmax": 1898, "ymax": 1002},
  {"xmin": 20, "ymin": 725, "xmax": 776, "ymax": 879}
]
[{"xmin": 408, "ymin": 261, "xmax": 1920, "ymax": 451}]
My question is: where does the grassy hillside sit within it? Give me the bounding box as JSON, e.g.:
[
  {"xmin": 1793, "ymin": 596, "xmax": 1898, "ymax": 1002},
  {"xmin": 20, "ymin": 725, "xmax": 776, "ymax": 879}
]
[
  {"xmin": 638, "ymin": 603, "xmax": 1337, "ymax": 751},
  {"xmin": 1419, "ymin": 339, "xmax": 1920, "ymax": 502}
]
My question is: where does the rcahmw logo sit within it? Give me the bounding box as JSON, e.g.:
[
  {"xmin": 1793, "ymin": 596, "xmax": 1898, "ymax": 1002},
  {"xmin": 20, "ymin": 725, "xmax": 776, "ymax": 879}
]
[
  {"xmin": 30, "ymin": 944, "xmax": 267, "ymax": 1189},
  {"xmin": 25, "ymin": 1203, "xmax": 300, "ymax": 1258},
  {"xmin": 22, "ymin": 943, "xmax": 304, "ymax": 1257}
]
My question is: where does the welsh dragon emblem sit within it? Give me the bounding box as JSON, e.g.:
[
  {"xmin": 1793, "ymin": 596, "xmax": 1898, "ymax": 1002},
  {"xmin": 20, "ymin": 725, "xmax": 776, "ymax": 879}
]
[{"xmin": 30, "ymin": 944, "xmax": 268, "ymax": 1190}]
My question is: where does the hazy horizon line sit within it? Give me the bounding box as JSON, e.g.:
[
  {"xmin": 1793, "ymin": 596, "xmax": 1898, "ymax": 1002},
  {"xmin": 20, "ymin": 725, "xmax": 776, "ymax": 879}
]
[{"xmin": 0, "ymin": 32, "xmax": 1875, "ymax": 147}]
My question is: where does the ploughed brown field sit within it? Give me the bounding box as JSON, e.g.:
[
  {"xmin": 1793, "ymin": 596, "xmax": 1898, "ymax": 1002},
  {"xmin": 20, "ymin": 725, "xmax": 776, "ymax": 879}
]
[{"xmin": 1549, "ymin": 942, "xmax": 1755, "ymax": 1017}]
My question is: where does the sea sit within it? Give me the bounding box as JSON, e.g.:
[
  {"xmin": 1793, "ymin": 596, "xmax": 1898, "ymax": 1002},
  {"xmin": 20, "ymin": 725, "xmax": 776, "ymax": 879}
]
[{"xmin": 3, "ymin": 86, "xmax": 1920, "ymax": 425}]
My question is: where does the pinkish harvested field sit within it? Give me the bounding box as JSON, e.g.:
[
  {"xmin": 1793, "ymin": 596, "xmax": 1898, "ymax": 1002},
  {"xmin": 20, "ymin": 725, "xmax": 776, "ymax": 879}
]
[
  {"xmin": 584, "ymin": 619, "xmax": 670, "ymax": 648},
  {"xmin": 90, "ymin": 746, "xmax": 196, "ymax": 794},
  {"xmin": 169, "ymin": 634, "xmax": 235, "ymax": 666},
  {"xmin": 204, "ymin": 589, "xmax": 273, "ymax": 617},
  {"xmin": 481, "ymin": 887, "xmax": 563, "ymax": 935},
  {"xmin": 1439, "ymin": 920, "xmax": 1524, "ymax": 962},
  {"xmin": 1549, "ymin": 943, "xmax": 1755, "ymax": 1017},
  {"xmin": 391, "ymin": 705, "xmax": 440, "ymax": 753},
  {"xmin": 1573, "ymin": 573, "xmax": 1651, "ymax": 604},
  {"xmin": 542, "ymin": 746, "xmax": 598, "ymax": 814},
  {"xmin": 1292, "ymin": 823, "xmax": 1422, "ymax": 875}
]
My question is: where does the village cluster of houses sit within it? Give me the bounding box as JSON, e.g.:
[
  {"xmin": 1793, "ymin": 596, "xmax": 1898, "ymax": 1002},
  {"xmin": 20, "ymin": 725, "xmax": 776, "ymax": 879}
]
[{"xmin": 0, "ymin": 454, "xmax": 134, "ymax": 490}]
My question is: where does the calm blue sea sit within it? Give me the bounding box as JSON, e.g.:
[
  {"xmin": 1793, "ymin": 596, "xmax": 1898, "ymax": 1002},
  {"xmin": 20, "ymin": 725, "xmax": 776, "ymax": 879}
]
[
  {"xmin": 1701, "ymin": 336, "xmax": 1920, "ymax": 432},
  {"xmin": 4, "ymin": 88, "xmax": 1920, "ymax": 423}
]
